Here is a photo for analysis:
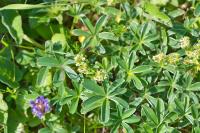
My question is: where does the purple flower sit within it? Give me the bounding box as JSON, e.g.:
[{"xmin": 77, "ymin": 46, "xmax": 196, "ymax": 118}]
[{"xmin": 30, "ymin": 96, "xmax": 50, "ymax": 119}]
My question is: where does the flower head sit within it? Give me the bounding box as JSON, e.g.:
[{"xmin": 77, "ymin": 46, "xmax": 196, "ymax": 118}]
[
  {"xmin": 93, "ymin": 69, "xmax": 107, "ymax": 82},
  {"xmin": 30, "ymin": 96, "xmax": 50, "ymax": 119},
  {"xmin": 167, "ymin": 53, "xmax": 180, "ymax": 64},
  {"xmin": 180, "ymin": 36, "xmax": 190, "ymax": 48},
  {"xmin": 77, "ymin": 62, "xmax": 88, "ymax": 74},
  {"xmin": 74, "ymin": 54, "xmax": 86, "ymax": 66},
  {"xmin": 152, "ymin": 53, "xmax": 166, "ymax": 63}
]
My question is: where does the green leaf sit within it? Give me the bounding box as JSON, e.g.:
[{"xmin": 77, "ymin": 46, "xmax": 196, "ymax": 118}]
[
  {"xmin": 174, "ymin": 99, "xmax": 184, "ymax": 114},
  {"xmin": 83, "ymin": 79, "xmax": 105, "ymax": 95},
  {"xmin": 128, "ymin": 52, "xmax": 137, "ymax": 69},
  {"xmin": 38, "ymin": 128, "xmax": 52, "ymax": 133},
  {"xmin": 71, "ymin": 29, "xmax": 91, "ymax": 36},
  {"xmin": 194, "ymin": 4, "xmax": 200, "ymax": 17},
  {"xmin": 121, "ymin": 122, "xmax": 134, "ymax": 133},
  {"xmin": 110, "ymin": 121, "xmax": 120, "ymax": 133},
  {"xmin": 144, "ymin": 2, "xmax": 172, "ymax": 26},
  {"xmin": 0, "ymin": 93, "xmax": 8, "ymax": 112},
  {"xmin": 187, "ymin": 82, "xmax": 200, "ymax": 91},
  {"xmin": 98, "ymin": 32, "xmax": 118, "ymax": 41},
  {"xmin": 109, "ymin": 87, "xmax": 127, "ymax": 96},
  {"xmin": 51, "ymin": 33, "xmax": 67, "ymax": 49},
  {"xmin": 63, "ymin": 66, "xmax": 79, "ymax": 81},
  {"xmin": 104, "ymin": 7, "xmax": 121, "ymax": 16},
  {"xmin": 36, "ymin": 67, "xmax": 50, "ymax": 87},
  {"xmin": 110, "ymin": 96, "xmax": 129, "ymax": 108},
  {"xmin": 132, "ymin": 76, "xmax": 143, "ymax": 90},
  {"xmin": 0, "ymin": 56, "xmax": 22, "ymax": 88},
  {"xmin": 7, "ymin": 109, "xmax": 26, "ymax": 133},
  {"xmin": 117, "ymin": 58, "xmax": 128, "ymax": 70},
  {"xmin": 95, "ymin": 15, "xmax": 107, "ymax": 33},
  {"xmin": 122, "ymin": 108, "xmax": 136, "ymax": 119},
  {"xmin": 142, "ymin": 105, "xmax": 158, "ymax": 125},
  {"xmin": 69, "ymin": 98, "xmax": 79, "ymax": 114},
  {"xmin": 37, "ymin": 56, "xmax": 60, "ymax": 67},
  {"xmin": 132, "ymin": 65, "xmax": 152, "ymax": 73},
  {"xmin": 168, "ymin": 9, "xmax": 185, "ymax": 18},
  {"xmin": 0, "ymin": 4, "xmax": 48, "ymax": 10},
  {"xmin": 108, "ymin": 79, "xmax": 125, "ymax": 94},
  {"xmin": 1, "ymin": 10, "xmax": 24, "ymax": 44},
  {"xmin": 100, "ymin": 99, "xmax": 110, "ymax": 123},
  {"xmin": 123, "ymin": 115, "xmax": 140, "ymax": 123},
  {"xmin": 81, "ymin": 96, "xmax": 104, "ymax": 114},
  {"xmin": 80, "ymin": 16, "xmax": 95, "ymax": 34},
  {"xmin": 191, "ymin": 105, "xmax": 199, "ymax": 119},
  {"xmin": 156, "ymin": 98, "xmax": 165, "ymax": 122},
  {"xmin": 141, "ymin": 22, "xmax": 151, "ymax": 38}
]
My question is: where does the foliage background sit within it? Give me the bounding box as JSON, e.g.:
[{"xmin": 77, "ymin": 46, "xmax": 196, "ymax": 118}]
[{"xmin": 0, "ymin": 0, "xmax": 200, "ymax": 132}]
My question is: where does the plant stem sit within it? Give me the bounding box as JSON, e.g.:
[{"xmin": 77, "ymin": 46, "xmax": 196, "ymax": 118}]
[
  {"xmin": 84, "ymin": 114, "xmax": 86, "ymax": 133},
  {"xmin": 23, "ymin": 34, "xmax": 44, "ymax": 50}
]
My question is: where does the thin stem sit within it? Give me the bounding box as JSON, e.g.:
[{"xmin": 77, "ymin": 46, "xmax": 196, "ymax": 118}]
[
  {"xmin": 14, "ymin": 45, "xmax": 34, "ymax": 50},
  {"xmin": 84, "ymin": 114, "xmax": 86, "ymax": 133},
  {"xmin": 41, "ymin": 119, "xmax": 46, "ymax": 127},
  {"xmin": 23, "ymin": 34, "xmax": 44, "ymax": 50}
]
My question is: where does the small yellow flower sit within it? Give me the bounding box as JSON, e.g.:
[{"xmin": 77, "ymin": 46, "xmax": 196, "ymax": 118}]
[
  {"xmin": 115, "ymin": 14, "xmax": 121, "ymax": 23},
  {"xmin": 152, "ymin": 53, "xmax": 166, "ymax": 63},
  {"xmin": 78, "ymin": 36, "xmax": 85, "ymax": 43},
  {"xmin": 93, "ymin": 70, "xmax": 107, "ymax": 82},
  {"xmin": 180, "ymin": 36, "xmax": 190, "ymax": 48},
  {"xmin": 74, "ymin": 54, "xmax": 86, "ymax": 66}
]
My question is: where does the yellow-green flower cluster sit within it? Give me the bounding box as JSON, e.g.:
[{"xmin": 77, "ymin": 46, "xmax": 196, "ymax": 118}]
[
  {"xmin": 74, "ymin": 54, "xmax": 88, "ymax": 74},
  {"xmin": 152, "ymin": 53, "xmax": 166, "ymax": 63},
  {"xmin": 179, "ymin": 36, "xmax": 190, "ymax": 49},
  {"xmin": 153, "ymin": 52, "xmax": 180, "ymax": 65},
  {"xmin": 74, "ymin": 54, "xmax": 86, "ymax": 66},
  {"xmin": 182, "ymin": 42, "xmax": 200, "ymax": 76},
  {"xmin": 166, "ymin": 53, "xmax": 180, "ymax": 64},
  {"xmin": 77, "ymin": 63, "xmax": 88, "ymax": 74},
  {"xmin": 183, "ymin": 46, "xmax": 200, "ymax": 65},
  {"xmin": 93, "ymin": 69, "xmax": 107, "ymax": 82}
]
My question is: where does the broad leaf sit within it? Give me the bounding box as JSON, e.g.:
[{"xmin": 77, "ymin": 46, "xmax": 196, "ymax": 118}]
[
  {"xmin": 1, "ymin": 10, "xmax": 24, "ymax": 44},
  {"xmin": 83, "ymin": 79, "xmax": 105, "ymax": 95}
]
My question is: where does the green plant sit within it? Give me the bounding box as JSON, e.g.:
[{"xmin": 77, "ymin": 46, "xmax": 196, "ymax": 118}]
[{"xmin": 0, "ymin": 0, "xmax": 200, "ymax": 133}]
